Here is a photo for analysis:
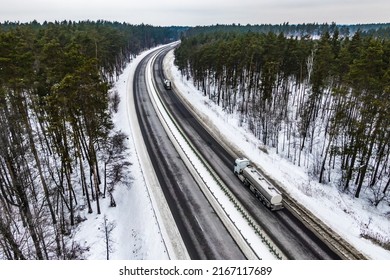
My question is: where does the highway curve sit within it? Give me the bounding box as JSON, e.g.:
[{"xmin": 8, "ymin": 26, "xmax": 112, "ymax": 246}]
[
  {"xmin": 155, "ymin": 46, "xmax": 341, "ymax": 260},
  {"xmin": 133, "ymin": 48, "xmax": 246, "ymax": 260}
]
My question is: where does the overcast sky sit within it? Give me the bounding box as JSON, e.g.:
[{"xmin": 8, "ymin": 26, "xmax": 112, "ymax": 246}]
[{"xmin": 0, "ymin": 0, "xmax": 388, "ymax": 26}]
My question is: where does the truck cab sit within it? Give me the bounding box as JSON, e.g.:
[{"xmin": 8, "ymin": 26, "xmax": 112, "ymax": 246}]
[{"xmin": 234, "ymin": 158, "xmax": 250, "ymax": 174}]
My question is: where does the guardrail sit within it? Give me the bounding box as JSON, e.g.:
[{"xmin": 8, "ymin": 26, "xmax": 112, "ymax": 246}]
[
  {"xmin": 282, "ymin": 195, "xmax": 367, "ymax": 260},
  {"xmin": 127, "ymin": 48, "xmax": 190, "ymax": 260},
  {"xmin": 160, "ymin": 48, "xmax": 368, "ymax": 260},
  {"xmin": 146, "ymin": 48, "xmax": 286, "ymax": 260}
]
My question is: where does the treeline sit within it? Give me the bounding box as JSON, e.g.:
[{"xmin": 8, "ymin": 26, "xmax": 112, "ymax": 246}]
[
  {"xmin": 184, "ymin": 22, "xmax": 390, "ymax": 39},
  {"xmin": 0, "ymin": 21, "xmax": 179, "ymax": 259},
  {"xmin": 175, "ymin": 30, "xmax": 390, "ymax": 207}
]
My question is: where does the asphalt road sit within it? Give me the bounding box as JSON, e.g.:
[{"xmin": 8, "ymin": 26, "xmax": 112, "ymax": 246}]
[
  {"xmin": 155, "ymin": 46, "xmax": 341, "ymax": 260},
  {"xmin": 133, "ymin": 49, "xmax": 246, "ymax": 260}
]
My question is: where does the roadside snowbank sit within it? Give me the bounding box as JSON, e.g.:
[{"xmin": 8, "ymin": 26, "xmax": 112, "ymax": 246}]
[
  {"xmin": 163, "ymin": 49, "xmax": 390, "ymax": 260},
  {"xmin": 76, "ymin": 47, "xmax": 169, "ymax": 260}
]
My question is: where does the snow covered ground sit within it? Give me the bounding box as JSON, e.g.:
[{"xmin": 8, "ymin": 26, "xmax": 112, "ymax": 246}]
[
  {"xmin": 76, "ymin": 45, "xmax": 390, "ymax": 260},
  {"xmin": 75, "ymin": 47, "xmax": 169, "ymax": 260},
  {"xmin": 163, "ymin": 49, "xmax": 390, "ymax": 260}
]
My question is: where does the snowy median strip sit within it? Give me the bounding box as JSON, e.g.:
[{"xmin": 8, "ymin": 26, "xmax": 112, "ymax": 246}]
[
  {"xmin": 126, "ymin": 47, "xmax": 190, "ymax": 260},
  {"xmin": 147, "ymin": 48, "xmax": 285, "ymax": 260}
]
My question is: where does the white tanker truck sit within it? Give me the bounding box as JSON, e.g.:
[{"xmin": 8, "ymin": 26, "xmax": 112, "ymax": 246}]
[{"xmin": 234, "ymin": 158, "xmax": 283, "ymax": 211}]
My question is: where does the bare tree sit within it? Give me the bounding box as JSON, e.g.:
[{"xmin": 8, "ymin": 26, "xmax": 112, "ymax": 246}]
[{"xmin": 99, "ymin": 215, "xmax": 116, "ymax": 260}]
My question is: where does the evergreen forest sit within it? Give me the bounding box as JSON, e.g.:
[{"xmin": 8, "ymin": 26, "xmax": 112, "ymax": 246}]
[
  {"xmin": 1, "ymin": 20, "xmax": 389, "ymax": 260},
  {"xmin": 174, "ymin": 27, "xmax": 390, "ymax": 209},
  {"xmin": 0, "ymin": 20, "xmax": 179, "ymax": 259}
]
